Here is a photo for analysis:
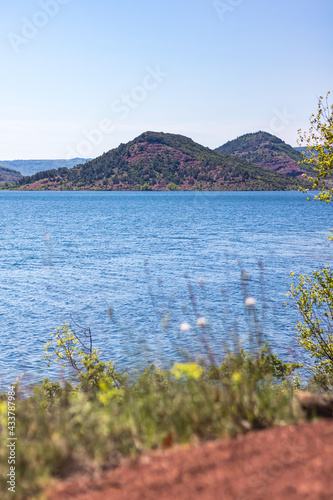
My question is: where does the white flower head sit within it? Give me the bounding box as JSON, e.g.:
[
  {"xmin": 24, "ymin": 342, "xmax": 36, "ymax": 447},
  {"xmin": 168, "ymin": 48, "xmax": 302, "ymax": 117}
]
[
  {"xmin": 245, "ymin": 297, "xmax": 256, "ymax": 307},
  {"xmin": 180, "ymin": 322, "xmax": 191, "ymax": 332},
  {"xmin": 197, "ymin": 317, "xmax": 208, "ymax": 327}
]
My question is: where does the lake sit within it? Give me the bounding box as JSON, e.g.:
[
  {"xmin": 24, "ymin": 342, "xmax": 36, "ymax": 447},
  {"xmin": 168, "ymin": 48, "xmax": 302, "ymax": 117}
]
[{"xmin": 0, "ymin": 191, "xmax": 331, "ymax": 389}]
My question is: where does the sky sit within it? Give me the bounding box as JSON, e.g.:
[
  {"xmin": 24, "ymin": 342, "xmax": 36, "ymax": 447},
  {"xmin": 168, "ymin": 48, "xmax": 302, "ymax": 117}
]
[{"xmin": 1, "ymin": 0, "xmax": 332, "ymax": 160}]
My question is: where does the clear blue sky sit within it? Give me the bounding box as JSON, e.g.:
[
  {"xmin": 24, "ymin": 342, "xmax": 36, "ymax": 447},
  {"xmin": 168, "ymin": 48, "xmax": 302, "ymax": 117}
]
[{"xmin": 1, "ymin": 0, "xmax": 332, "ymax": 159}]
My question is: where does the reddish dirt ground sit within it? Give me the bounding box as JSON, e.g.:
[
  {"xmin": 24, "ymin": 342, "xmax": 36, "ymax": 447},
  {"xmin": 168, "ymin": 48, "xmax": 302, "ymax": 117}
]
[{"xmin": 47, "ymin": 420, "xmax": 333, "ymax": 500}]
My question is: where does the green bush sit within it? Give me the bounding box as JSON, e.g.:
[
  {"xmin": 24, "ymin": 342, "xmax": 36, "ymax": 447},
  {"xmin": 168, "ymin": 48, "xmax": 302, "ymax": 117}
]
[
  {"xmin": 166, "ymin": 182, "xmax": 180, "ymax": 191},
  {"xmin": 288, "ymin": 93, "xmax": 333, "ymax": 391},
  {"xmin": 289, "ymin": 266, "xmax": 333, "ymax": 392}
]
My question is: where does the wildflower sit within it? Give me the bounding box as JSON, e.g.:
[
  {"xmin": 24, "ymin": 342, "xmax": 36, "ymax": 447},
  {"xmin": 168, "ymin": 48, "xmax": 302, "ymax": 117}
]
[
  {"xmin": 245, "ymin": 297, "xmax": 256, "ymax": 307},
  {"xmin": 180, "ymin": 322, "xmax": 191, "ymax": 332},
  {"xmin": 232, "ymin": 372, "xmax": 242, "ymax": 384},
  {"xmin": 197, "ymin": 317, "xmax": 208, "ymax": 327},
  {"xmin": 171, "ymin": 362, "xmax": 204, "ymax": 380}
]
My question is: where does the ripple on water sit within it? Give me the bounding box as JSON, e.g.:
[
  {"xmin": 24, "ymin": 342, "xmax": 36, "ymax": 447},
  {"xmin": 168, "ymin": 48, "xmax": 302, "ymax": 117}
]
[{"xmin": 0, "ymin": 191, "xmax": 331, "ymax": 388}]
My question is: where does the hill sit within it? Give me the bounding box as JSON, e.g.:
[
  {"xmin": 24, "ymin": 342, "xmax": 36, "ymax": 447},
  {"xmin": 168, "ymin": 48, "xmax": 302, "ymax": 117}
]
[
  {"xmin": 0, "ymin": 158, "xmax": 91, "ymax": 177},
  {"xmin": 215, "ymin": 131, "xmax": 312, "ymax": 178},
  {"xmin": 10, "ymin": 132, "xmax": 309, "ymax": 191},
  {"xmin": 0, "ymin": 166, "xmax": 22, "ymax": 184}
]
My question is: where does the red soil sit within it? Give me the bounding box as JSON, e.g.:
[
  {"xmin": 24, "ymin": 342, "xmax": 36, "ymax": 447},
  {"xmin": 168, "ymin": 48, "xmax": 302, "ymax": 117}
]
[{"xmin": 46, "ymin": 420, "xmax": 333, "ymax": 500}]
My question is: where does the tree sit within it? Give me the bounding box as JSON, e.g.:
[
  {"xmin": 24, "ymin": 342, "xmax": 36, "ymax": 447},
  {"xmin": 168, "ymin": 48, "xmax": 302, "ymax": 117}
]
[
  {"xmin": 289, "ymin": 267, "xmax": 333, "ymax": 390},
  {"xmin": 289, "ymin": 92, "xmax": 333, "ymax": 391},
  {"xmin": 298, "ymin": 92, "xmax": 333, "ymax": 203}
]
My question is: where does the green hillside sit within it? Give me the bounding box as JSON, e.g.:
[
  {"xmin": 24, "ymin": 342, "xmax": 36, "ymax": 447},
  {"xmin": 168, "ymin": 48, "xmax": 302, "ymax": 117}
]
[
  {"xmin": 0, "ymin": 166, "xmax": 22, "ymax": 184},
  {"xmin": 9, "ymin": 132, "xmax": 309, "ymax": 191},
  {"xmin": 215, "ymin": 131, "xmax": 313, "ymax": 178},
  {"xmin": 0, "ymin": 158, "xmax": 91, "ymax": 177}
]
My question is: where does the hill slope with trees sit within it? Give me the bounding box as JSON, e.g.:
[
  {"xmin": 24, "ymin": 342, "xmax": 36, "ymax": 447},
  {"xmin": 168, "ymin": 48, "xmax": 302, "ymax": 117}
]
[
  {"xmin": 0, "ymin": 158, "xmax": 90, "ymax": 177},
  {"xmin": 0, "ymin": 166, "xmax": 22, "ymax": 184},
  {"xmin": 10, "ymin": 132, "xmax": 309, "ymax": 191},
  {"xmin": 215, "ymin": 131, "xmax": 312, "ymax": 178}
]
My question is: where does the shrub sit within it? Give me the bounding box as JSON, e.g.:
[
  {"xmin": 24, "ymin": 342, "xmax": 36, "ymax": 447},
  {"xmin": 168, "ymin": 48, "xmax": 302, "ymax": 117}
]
[
  {"xmin": 166, "ymin": 182, "xmax": 179, "ymax": 191},
  {"xmin": 289, "ymin": 266, "xmax": 333, "ymax": 392},
  {"xmin": 43, "ymin": 323, "xmax": 127, "ymax": 393}
]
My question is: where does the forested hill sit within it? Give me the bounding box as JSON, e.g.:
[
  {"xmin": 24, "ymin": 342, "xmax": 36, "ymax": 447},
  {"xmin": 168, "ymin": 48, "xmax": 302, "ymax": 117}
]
[
  {"xmin": 0, "ymin": 158, "xmax": 90, "ymax": 177},
  {"xmin": 0, "ymin": 166, "xmax": 22, "ymax": 184},
  {"xmin": 10, "ymin": 131, "xmax": 309, "ymax": 191},
  {"xmin": 215, "ymin": 131, "xmax": 312, "ymax": 178}
]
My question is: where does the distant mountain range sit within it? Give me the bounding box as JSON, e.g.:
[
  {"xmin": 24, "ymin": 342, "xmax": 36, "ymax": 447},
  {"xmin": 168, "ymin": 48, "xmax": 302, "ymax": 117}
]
[
  {"xmin": 294, "ymin": 146, "xmax": 314, "ymax": 159},
  {"xmin": 9, "ymin": 131, "xmax": 309, "ymax": 191},
  {"xmin": 215, "ymin": 131, "xmax": 312, "ymax": 178},
  {"xmin": 0, "ymin": 158, "xmax": 90, "ymax": 177}
]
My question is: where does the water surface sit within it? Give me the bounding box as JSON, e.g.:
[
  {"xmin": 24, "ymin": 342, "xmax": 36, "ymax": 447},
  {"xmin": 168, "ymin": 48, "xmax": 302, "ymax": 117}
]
[{"xmin": 0, "ymin": 191, "xmax": 331, "ymax": 388}]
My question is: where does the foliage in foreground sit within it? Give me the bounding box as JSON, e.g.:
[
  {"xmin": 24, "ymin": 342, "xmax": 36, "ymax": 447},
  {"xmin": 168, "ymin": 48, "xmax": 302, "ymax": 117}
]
[
  {"xmin": 288, "ymin": 91, "xmax": 333, "ymax": 392},
  {"xmin": 289, "ymin": 266, "xmax": 333, "ymax": 392},
  {"xmin": 0, "ymin": 340, "xmax": 301, "ymax": 500},
  {"xmin": 298, "ymin": 91, "xmax": 333, "ymax": 203}
]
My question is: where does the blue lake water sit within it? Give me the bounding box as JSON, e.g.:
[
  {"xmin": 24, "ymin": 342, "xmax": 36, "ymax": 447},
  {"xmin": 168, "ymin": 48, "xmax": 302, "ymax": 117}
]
[{"xmin": 0, "ymin": 191, "xmax": 331, "ymax": 389}]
